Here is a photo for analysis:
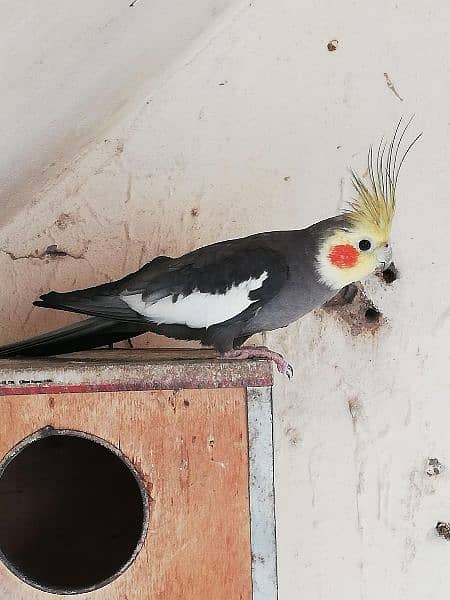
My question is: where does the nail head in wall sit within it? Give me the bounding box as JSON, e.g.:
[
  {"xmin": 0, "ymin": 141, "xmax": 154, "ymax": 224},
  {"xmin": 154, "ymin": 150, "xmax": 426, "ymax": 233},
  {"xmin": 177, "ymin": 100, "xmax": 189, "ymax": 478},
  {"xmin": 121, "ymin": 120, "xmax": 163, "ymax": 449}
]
[
  {"xmin": 327, "ymin": 39, "xmax": 338, "ymax": 51},
  {"xmin": 436, "ymin": 522, "xmax": 450, "ymax": 540},
  {"xmin": 191, "ymin": 208, "xmax": 199, "ymax": 217}
]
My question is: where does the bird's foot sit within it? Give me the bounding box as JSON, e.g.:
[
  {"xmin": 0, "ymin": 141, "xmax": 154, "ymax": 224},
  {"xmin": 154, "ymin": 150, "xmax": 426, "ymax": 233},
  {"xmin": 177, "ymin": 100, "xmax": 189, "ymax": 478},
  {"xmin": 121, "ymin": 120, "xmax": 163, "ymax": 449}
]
[{"xmin": 223, "ymin": 347, "xmax": 294, "ymax": 380}]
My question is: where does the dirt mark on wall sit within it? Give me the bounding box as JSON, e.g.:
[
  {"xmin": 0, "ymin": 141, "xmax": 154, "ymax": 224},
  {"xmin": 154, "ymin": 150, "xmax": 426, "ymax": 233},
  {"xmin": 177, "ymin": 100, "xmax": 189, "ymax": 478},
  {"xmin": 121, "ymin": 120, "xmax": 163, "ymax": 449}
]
[{"xmin": 320, "ymin": 282, "xmax": 385, "ymax": 335}]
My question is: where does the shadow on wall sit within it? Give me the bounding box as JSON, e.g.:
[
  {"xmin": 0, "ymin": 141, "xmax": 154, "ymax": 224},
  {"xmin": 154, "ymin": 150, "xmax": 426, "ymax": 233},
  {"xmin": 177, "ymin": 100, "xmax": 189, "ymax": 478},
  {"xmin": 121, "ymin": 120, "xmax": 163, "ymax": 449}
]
[{"xmin": 0, "ymin": 0, "xmax": 236, "ymax": 223}]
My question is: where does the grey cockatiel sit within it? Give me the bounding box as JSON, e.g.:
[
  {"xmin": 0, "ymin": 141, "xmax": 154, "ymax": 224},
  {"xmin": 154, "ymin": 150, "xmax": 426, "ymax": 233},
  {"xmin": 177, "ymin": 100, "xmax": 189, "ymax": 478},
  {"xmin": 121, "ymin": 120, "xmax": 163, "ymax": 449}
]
[{"xmin": 0, "ymin": 122, "xmax": 419, "ymax": 376}]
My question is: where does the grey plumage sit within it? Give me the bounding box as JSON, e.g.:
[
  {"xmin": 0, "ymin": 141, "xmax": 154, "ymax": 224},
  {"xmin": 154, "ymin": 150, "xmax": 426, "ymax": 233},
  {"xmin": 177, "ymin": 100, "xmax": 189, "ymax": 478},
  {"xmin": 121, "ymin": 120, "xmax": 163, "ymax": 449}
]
[
  {"xmin": 0, "ymin": 217, "xmax": 343, "ymax": 358},
  {"xmin": 0, "ymin": 121, "xmax": 418, "ymax": 377}
]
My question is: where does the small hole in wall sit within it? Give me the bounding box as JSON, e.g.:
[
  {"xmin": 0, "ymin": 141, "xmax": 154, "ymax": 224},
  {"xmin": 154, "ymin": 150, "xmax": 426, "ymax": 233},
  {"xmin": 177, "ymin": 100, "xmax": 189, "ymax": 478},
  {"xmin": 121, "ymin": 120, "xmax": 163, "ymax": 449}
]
[
  {"xmin": 365, "ymin": 307, "xmax": 381, "ymax": 322},
  {"xmin": 381, "ymin": 263, "xmax": 399, "ymax": 284},
  {"xmin": 327, "ymin": 39, "xmax": 338, "ymax": 51},
  {"xmin": 436, "ymin": 522, "xmax": 450, "ymax": 540}
]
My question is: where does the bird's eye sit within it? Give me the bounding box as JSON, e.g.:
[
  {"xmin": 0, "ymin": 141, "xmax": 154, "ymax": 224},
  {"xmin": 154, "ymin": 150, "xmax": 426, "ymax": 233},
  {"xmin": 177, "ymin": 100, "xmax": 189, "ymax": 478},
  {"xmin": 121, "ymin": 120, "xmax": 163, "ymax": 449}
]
[{"xmin": 358, "ymin": 239, "xmax": 372, "ymax": 251}]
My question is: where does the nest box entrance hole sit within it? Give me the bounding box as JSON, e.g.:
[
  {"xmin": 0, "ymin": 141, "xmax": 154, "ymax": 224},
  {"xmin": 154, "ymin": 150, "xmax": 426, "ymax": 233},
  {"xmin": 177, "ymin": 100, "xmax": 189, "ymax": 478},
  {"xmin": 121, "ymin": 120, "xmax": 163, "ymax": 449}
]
[{"xmin": 0, "ymin": 428, "xmax": 148, "ymax": 594}]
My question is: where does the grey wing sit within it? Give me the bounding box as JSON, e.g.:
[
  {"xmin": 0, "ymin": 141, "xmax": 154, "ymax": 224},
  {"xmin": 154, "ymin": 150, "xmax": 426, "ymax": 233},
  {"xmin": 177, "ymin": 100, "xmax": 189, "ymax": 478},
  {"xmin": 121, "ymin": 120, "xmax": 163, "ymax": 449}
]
[
  {"xmin": 118, "ymin": 245, "xmax": 289, "ymax": 329},
  {"xmin": 34, "ymin": 243, "xmax": 289, "ymax": 329}
]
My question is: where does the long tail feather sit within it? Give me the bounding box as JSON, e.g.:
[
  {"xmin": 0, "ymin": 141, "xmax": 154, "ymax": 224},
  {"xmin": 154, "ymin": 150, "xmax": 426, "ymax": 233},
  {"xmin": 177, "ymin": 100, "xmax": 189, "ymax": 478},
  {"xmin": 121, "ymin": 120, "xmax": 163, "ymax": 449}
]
[
  {"xmin": 0, "ymin": 317, "xmax": 150, "ymax": 357},
  {"xmin": 33, "ymin": 289, "xmax": 141, "ymax": 322}
]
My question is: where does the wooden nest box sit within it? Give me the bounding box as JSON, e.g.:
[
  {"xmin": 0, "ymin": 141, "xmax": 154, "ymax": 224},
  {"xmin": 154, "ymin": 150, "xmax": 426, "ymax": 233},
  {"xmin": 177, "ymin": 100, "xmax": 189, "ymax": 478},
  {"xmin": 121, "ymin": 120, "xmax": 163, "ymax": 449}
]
[{"xmin": 0, "ymin": 349, "xmax": 277, "ymax": 599}]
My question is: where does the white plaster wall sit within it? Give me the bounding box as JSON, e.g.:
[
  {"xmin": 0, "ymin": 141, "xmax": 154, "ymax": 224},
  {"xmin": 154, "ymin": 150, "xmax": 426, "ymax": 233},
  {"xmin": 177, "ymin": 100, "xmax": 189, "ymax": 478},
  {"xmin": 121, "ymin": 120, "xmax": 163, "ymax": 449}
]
[
  {"xmin": 1, "ymin": 0, "xmax": 449, "ymax": 598},
  {"xmin": 0, "ymin": 0, "xmax": 233, "ymax": 222}
]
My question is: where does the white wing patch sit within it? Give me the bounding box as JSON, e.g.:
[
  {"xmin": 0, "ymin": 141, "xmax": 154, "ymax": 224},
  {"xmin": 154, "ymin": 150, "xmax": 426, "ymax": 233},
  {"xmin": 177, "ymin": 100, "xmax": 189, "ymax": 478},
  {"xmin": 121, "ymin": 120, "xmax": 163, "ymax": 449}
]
[{"xmin": 121, "ymin": 272, "xmax": 269, "ymax": 328}]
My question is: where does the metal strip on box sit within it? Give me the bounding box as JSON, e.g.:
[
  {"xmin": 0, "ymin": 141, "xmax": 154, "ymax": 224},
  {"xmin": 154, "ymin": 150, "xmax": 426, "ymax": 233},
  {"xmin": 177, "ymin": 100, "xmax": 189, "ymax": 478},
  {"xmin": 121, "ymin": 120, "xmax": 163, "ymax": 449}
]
[{"xmin": 247, "ymin": 386, "xmax": 278, "ymax": 600}]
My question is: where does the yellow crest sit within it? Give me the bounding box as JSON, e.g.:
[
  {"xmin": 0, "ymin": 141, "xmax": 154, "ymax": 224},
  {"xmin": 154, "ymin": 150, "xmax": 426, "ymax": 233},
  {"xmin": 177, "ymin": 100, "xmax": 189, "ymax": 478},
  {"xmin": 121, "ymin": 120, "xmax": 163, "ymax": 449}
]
[{"xmin": 344, "ymin": 118, "xmax": 422, "ymax": 240}]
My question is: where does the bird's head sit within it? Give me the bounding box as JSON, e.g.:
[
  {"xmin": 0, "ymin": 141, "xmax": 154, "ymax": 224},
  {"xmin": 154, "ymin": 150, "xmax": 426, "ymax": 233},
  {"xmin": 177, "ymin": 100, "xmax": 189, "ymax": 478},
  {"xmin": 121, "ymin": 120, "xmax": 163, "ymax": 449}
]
[{"xmin": 316, "ymin": 120, "xmax": 421, "ymax": 290}]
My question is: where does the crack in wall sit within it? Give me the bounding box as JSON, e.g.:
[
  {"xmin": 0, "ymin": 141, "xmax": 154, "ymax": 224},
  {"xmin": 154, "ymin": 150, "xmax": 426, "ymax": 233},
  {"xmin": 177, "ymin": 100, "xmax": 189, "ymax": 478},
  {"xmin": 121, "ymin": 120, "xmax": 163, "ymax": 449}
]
[{"xmin": 1, "ymin": 244, "xmax": 88, "ymax": 261}]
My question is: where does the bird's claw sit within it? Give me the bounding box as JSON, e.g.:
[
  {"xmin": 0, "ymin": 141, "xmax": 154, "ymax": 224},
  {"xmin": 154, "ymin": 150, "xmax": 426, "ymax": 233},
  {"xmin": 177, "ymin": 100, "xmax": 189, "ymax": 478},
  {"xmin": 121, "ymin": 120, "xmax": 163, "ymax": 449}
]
[
  {"xmin": 275, "ymin": 359, "xmax": 294, "ymax": 379},
  {"xmin": 263, "ymin": 353, "xmax": 294, "ymax": 380},
  {"xmin": 223, "ymin": 347, "xmax": 294, "ymax": 380}
]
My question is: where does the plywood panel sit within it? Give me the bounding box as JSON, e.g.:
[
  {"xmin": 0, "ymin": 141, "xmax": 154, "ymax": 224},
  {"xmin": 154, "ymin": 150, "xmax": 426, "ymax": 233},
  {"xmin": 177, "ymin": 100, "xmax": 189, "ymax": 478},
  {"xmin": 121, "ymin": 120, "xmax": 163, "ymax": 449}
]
[
  {"xmin": 0, "ymin": 349, "xmax": 273, "ymax": 394},
  {"xmin": 0, "ymin": 388, "xmax": 252, "ymax": 600}
]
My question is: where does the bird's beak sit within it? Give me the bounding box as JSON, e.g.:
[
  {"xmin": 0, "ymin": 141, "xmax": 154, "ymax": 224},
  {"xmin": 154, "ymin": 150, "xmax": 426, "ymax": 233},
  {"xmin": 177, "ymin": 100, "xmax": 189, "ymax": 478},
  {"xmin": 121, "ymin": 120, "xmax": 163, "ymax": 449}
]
[{"xmin": 376, "ymin": 244, "xmax": 393, "ymax": 272}]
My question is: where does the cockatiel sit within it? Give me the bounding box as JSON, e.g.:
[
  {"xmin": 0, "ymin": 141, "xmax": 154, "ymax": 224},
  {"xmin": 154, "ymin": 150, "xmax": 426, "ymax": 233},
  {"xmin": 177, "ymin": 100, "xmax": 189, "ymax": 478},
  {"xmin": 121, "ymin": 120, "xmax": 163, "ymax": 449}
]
[{"xmin": 0, "ymin": 122, "xmax": 420, "ymax": 377}]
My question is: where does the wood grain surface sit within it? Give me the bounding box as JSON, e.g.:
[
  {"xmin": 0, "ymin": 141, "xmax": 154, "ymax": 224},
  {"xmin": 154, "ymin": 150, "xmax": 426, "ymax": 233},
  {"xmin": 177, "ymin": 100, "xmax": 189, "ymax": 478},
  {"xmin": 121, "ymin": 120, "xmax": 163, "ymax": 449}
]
[
  {"xmin": 0, "ymin": 349, "xmax": 273, "ymax": 394},
  {"xmin": 0, "ymin": 388, "xmax": 252, "ymax": 600}
]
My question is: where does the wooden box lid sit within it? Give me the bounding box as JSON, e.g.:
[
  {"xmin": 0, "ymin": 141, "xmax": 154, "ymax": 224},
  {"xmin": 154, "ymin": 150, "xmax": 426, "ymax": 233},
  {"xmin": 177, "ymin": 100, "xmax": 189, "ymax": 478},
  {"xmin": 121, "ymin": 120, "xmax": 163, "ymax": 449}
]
[{"xmin": 0, "ymin": 349, "xmax": 273, "ymax": 395}]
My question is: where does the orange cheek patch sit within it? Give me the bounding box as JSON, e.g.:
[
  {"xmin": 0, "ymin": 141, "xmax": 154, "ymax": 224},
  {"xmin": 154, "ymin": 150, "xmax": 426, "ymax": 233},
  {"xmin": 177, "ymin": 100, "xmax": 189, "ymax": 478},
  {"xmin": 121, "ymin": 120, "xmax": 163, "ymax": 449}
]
[{"xmin": 328, "ymin": 244, "xmax": 359, "ymax": 269}]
